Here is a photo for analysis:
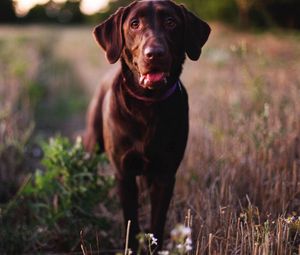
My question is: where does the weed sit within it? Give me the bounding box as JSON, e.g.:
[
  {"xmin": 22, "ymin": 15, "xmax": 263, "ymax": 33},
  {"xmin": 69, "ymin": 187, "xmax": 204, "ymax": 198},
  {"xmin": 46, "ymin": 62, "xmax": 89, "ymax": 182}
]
[{"xmin": 0, "ymin": 136, "xmax": 117, "ymax": 253}]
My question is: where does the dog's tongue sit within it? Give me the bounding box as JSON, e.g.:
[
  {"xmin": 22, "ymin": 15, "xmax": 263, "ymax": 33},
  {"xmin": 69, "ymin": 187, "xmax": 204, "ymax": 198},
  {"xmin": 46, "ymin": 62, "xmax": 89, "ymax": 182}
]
[{"xmin": 140, "ymin": 72, "xmax": 166, "ymax": 87}]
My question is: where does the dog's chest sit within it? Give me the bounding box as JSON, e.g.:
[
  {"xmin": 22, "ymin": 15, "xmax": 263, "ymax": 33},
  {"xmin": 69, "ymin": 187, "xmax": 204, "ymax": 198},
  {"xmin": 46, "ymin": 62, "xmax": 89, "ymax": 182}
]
[
  {"xmin": 104, "ymin": 97, "xmax": 187, "ymax": 174},
  {"xmin": 120, "ymin": 114, "xmax": 178, "ymax": 175},
  {"xmin": 118, "ymin": 103, "xmax": 176, "ymax": 152}
]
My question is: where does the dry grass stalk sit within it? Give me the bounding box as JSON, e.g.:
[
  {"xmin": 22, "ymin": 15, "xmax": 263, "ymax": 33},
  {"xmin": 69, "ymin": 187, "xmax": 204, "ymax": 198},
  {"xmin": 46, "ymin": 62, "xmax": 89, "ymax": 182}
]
[{"xmin": 124, "ymin": 220, "xmax": 131, "ymax": 255}]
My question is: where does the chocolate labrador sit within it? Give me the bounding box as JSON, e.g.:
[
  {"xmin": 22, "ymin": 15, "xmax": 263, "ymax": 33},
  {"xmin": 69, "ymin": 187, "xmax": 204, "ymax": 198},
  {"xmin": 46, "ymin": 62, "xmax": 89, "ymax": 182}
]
[{"xmin": 84, "ymin": 0, "xmax": 210, "ymax": 251}]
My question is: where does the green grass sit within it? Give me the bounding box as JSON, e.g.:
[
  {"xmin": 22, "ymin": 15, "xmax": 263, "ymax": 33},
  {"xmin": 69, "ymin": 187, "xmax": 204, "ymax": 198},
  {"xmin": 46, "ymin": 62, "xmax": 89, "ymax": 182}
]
[{"xmin": 0, "ymin": 136, "xmax": 117, "ymax": 254}]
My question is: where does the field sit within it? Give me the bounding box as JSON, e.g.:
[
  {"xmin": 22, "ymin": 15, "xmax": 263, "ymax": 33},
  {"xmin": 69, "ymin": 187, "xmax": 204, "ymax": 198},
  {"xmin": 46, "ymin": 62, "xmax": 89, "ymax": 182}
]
[{"xmin": 0, "ymin": 24, "xmax": 300, "ymax": 254}]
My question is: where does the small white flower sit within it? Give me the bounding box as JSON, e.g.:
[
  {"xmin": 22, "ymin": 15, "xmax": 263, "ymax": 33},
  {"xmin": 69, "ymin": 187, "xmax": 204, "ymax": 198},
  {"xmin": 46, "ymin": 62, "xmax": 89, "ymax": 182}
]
[
  {"xmin": 171, "ymin": 224, "xmax": 192, "ymax": 238},
  {"xmin": 158, "ymin": 251, "xmax": 169, "ymax": 255},
  {"xmin": 185, "ymin": 244, "xmax": 193, "ymax": 252},
  {"xmin": 171, "ymin": 228, "xmax": 178, "ymax": 237},
  {"xmin": 171, "ymin": 224, "xmax": 193, "ymax": 253},
  {"xmin": 285, "ymin": 218, "xmax": 292, "ymax": 224},
  {"xmin": 145, "ymin": 233, "xmax": 158, "ymax": 246},
  {"xmin": 127, "ymin": 248, "xmax": 133, "ymax": 255},
  {"xmin": 184, "ymin": 238, "xmax": 193, "ymax": 252},
  {"xmin": 75, "ymin": 136, "xmax": 83, "ymax": 149},
  {"xmin": 76, "ymin": 136, "xmax": 82, "ymax": 144},
  {"xmin": 181, "ymin": 226, "xmax": 191, "ymax": 236},
  {"xmin": 145, "ymin": 233, "xmax": 153, "ymax": 239},
  {"xmin": 185, "ymin": 237, "xmax": 192, "ymax": 245},
  {"xmin": 176, "ymin": 244, "xmax": 183, "ymax": 250},
  {"xmin": 151, "ymin": 236, "xmax": 158, "ymax": 245}
]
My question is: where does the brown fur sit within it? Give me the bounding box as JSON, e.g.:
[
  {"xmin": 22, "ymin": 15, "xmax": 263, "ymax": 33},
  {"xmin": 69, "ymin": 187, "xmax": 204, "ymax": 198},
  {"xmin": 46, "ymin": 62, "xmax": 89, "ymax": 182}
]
[{"xmin": 84, "ymin": 0, "xmax": 210, "ymax": 251}]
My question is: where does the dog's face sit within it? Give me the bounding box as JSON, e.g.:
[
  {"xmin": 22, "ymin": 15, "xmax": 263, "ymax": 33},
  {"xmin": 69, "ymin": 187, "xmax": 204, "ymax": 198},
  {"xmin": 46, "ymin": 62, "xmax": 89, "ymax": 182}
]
[{"xmin": 94, "ymin": 0, "xmax": 210, "ymax": 90}]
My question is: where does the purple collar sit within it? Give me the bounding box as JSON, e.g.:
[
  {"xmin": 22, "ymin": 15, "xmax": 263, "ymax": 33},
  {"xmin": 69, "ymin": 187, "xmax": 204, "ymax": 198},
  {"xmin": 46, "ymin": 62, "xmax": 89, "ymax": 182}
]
[{"xmin": 125, "ymin": 81, "xmax": 181, "ymax": 103}]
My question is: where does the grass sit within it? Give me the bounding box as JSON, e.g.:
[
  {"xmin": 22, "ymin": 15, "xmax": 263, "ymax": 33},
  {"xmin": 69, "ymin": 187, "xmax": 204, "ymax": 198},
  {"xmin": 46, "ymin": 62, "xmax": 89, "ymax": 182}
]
[
  {"xmin": 0, "ymin": 23, "xmax": 300, "ymax": 254},
  {"xmin": 167, "ymin": 23, "xmax": 300, "ymax": 254}
]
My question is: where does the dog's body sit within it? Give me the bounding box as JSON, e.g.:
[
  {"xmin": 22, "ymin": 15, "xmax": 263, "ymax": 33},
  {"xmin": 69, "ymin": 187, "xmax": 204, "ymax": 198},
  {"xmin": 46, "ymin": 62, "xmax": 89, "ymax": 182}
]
[{"xmin": 84, "ymin": 0, "xmax": 210, "ymax": 251}]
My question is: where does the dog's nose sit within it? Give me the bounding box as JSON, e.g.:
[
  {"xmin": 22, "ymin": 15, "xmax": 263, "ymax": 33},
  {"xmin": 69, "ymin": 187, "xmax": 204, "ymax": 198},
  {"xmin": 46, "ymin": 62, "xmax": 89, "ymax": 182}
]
[{"xmin": 144, "ymin": 46, "xmax": 165, "ymax": 60}]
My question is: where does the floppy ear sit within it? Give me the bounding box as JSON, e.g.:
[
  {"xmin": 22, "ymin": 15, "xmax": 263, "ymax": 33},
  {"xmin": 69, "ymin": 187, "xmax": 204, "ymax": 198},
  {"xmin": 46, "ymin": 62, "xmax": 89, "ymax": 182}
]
[
  {"xmin": 180, "ymin": 5, "xmax": 211, "ymax": 61},
  {"xmin": 93, "ymin": 7, "xmax": 126, "ymax": 64}
]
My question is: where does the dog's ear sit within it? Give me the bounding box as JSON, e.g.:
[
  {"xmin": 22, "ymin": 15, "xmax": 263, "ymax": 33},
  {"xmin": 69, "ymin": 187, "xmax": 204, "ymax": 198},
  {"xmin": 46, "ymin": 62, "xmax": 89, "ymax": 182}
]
[
  {"xmin": 180, "ymin": 5, "xmax": 211, "ymax": 61},
  {"xmin": 93, "ymin": 7, "xmax": 126, "ymax": 64}
]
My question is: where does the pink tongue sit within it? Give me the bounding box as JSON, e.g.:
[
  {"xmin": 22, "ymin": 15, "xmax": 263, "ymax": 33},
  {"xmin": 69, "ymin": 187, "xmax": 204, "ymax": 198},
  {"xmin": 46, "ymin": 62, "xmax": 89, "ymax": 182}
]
[
  {"xmin": 140, "ymin": 72, "xmax": 166, "ymax": 87},
  {"xmin": 146, "ymin": 73, "xmax": 165, "ymax": 83}
]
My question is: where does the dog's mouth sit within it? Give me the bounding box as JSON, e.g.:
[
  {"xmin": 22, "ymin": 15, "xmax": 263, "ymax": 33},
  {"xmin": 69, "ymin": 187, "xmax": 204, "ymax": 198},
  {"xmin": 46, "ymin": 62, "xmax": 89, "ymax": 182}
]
[{"xmin": 139, "ymin": 72, "xmax": 169, "ymax": 89}]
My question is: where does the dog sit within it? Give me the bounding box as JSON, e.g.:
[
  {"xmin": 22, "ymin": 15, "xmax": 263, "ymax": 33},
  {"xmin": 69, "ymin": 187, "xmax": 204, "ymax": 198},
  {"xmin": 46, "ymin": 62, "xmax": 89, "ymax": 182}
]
[{"xmin": 84, "ymin": 0, "xmax": 210, "ymax": 251}]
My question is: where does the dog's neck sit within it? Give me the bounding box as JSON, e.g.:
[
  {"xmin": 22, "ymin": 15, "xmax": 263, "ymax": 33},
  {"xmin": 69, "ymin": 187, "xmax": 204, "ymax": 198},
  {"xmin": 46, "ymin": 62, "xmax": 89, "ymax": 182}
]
[{"xmin": 123, "ymin": 80, "xmax": 180, "ymax": 103}]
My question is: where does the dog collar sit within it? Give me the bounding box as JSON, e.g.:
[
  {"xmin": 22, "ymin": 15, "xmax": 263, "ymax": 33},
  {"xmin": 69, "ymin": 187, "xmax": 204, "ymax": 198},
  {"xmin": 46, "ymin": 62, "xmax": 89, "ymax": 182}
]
[{"xmin": 124, "ymin": 80, "xmax": 181, "ymax": 103}]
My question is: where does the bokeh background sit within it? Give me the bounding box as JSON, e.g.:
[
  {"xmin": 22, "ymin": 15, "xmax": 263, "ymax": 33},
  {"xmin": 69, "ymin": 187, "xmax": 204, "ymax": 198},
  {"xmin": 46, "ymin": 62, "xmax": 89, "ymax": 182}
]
[
  {"xmin": 2, "ymin": 0, "xmax": 300, "ymax": 28},
  {"xmin": 1, "ymin": 0, "xmax": 300, "ymax": 254}
]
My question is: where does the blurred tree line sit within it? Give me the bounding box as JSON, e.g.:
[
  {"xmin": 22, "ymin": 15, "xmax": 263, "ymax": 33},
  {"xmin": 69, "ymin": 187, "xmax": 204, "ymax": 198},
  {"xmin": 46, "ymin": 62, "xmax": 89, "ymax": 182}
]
[
  {"xmin": 180, "ymin": 0, "xmax": 300, "ymax": 29},
  {"xmin": 0, "ymin": 0, "xmax": 300, "ymax": 29}
]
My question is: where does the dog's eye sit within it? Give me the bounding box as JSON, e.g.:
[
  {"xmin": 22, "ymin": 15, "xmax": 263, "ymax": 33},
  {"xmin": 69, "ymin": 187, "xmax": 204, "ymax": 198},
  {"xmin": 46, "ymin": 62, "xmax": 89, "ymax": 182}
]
[
  {"xmin": 165, "ymin": 17, "xmax": 176, "ymax": 29},
  {"xmin": 130, "ymin": 19, "xmax": 140, "ymax": 30}
]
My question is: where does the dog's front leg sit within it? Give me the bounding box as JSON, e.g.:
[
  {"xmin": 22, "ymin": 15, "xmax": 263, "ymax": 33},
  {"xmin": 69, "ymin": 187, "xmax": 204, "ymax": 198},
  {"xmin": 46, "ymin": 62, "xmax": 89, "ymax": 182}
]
[
  {"xmin": 149, "ymin": 175, "xmax": 175, "ymax": 250},
  {"xmin": 117, "ymin": 176, "xmax": 140, "ymax": 251}
]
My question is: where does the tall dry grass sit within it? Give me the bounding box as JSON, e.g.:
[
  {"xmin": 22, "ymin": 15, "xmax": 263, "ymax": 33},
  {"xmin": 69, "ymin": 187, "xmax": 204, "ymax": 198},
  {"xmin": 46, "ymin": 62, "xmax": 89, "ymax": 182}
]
[{"xmin": 165, "ymin": 24, "xmax": 300, "ymax": 254}]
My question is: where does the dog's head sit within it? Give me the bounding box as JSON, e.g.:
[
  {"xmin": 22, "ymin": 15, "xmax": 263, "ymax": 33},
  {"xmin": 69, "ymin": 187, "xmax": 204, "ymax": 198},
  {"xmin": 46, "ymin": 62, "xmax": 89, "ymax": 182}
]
[{"xmin": 94, "ymin": 0, "xmax": 210, "ymax": 90}]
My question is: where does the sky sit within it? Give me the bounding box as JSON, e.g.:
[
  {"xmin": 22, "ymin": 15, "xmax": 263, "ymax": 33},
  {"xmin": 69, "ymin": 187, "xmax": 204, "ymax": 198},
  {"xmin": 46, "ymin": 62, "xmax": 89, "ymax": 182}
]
[{"xmin": 13, "ymin": 0, "xmax": 110, "ymax": 16}]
